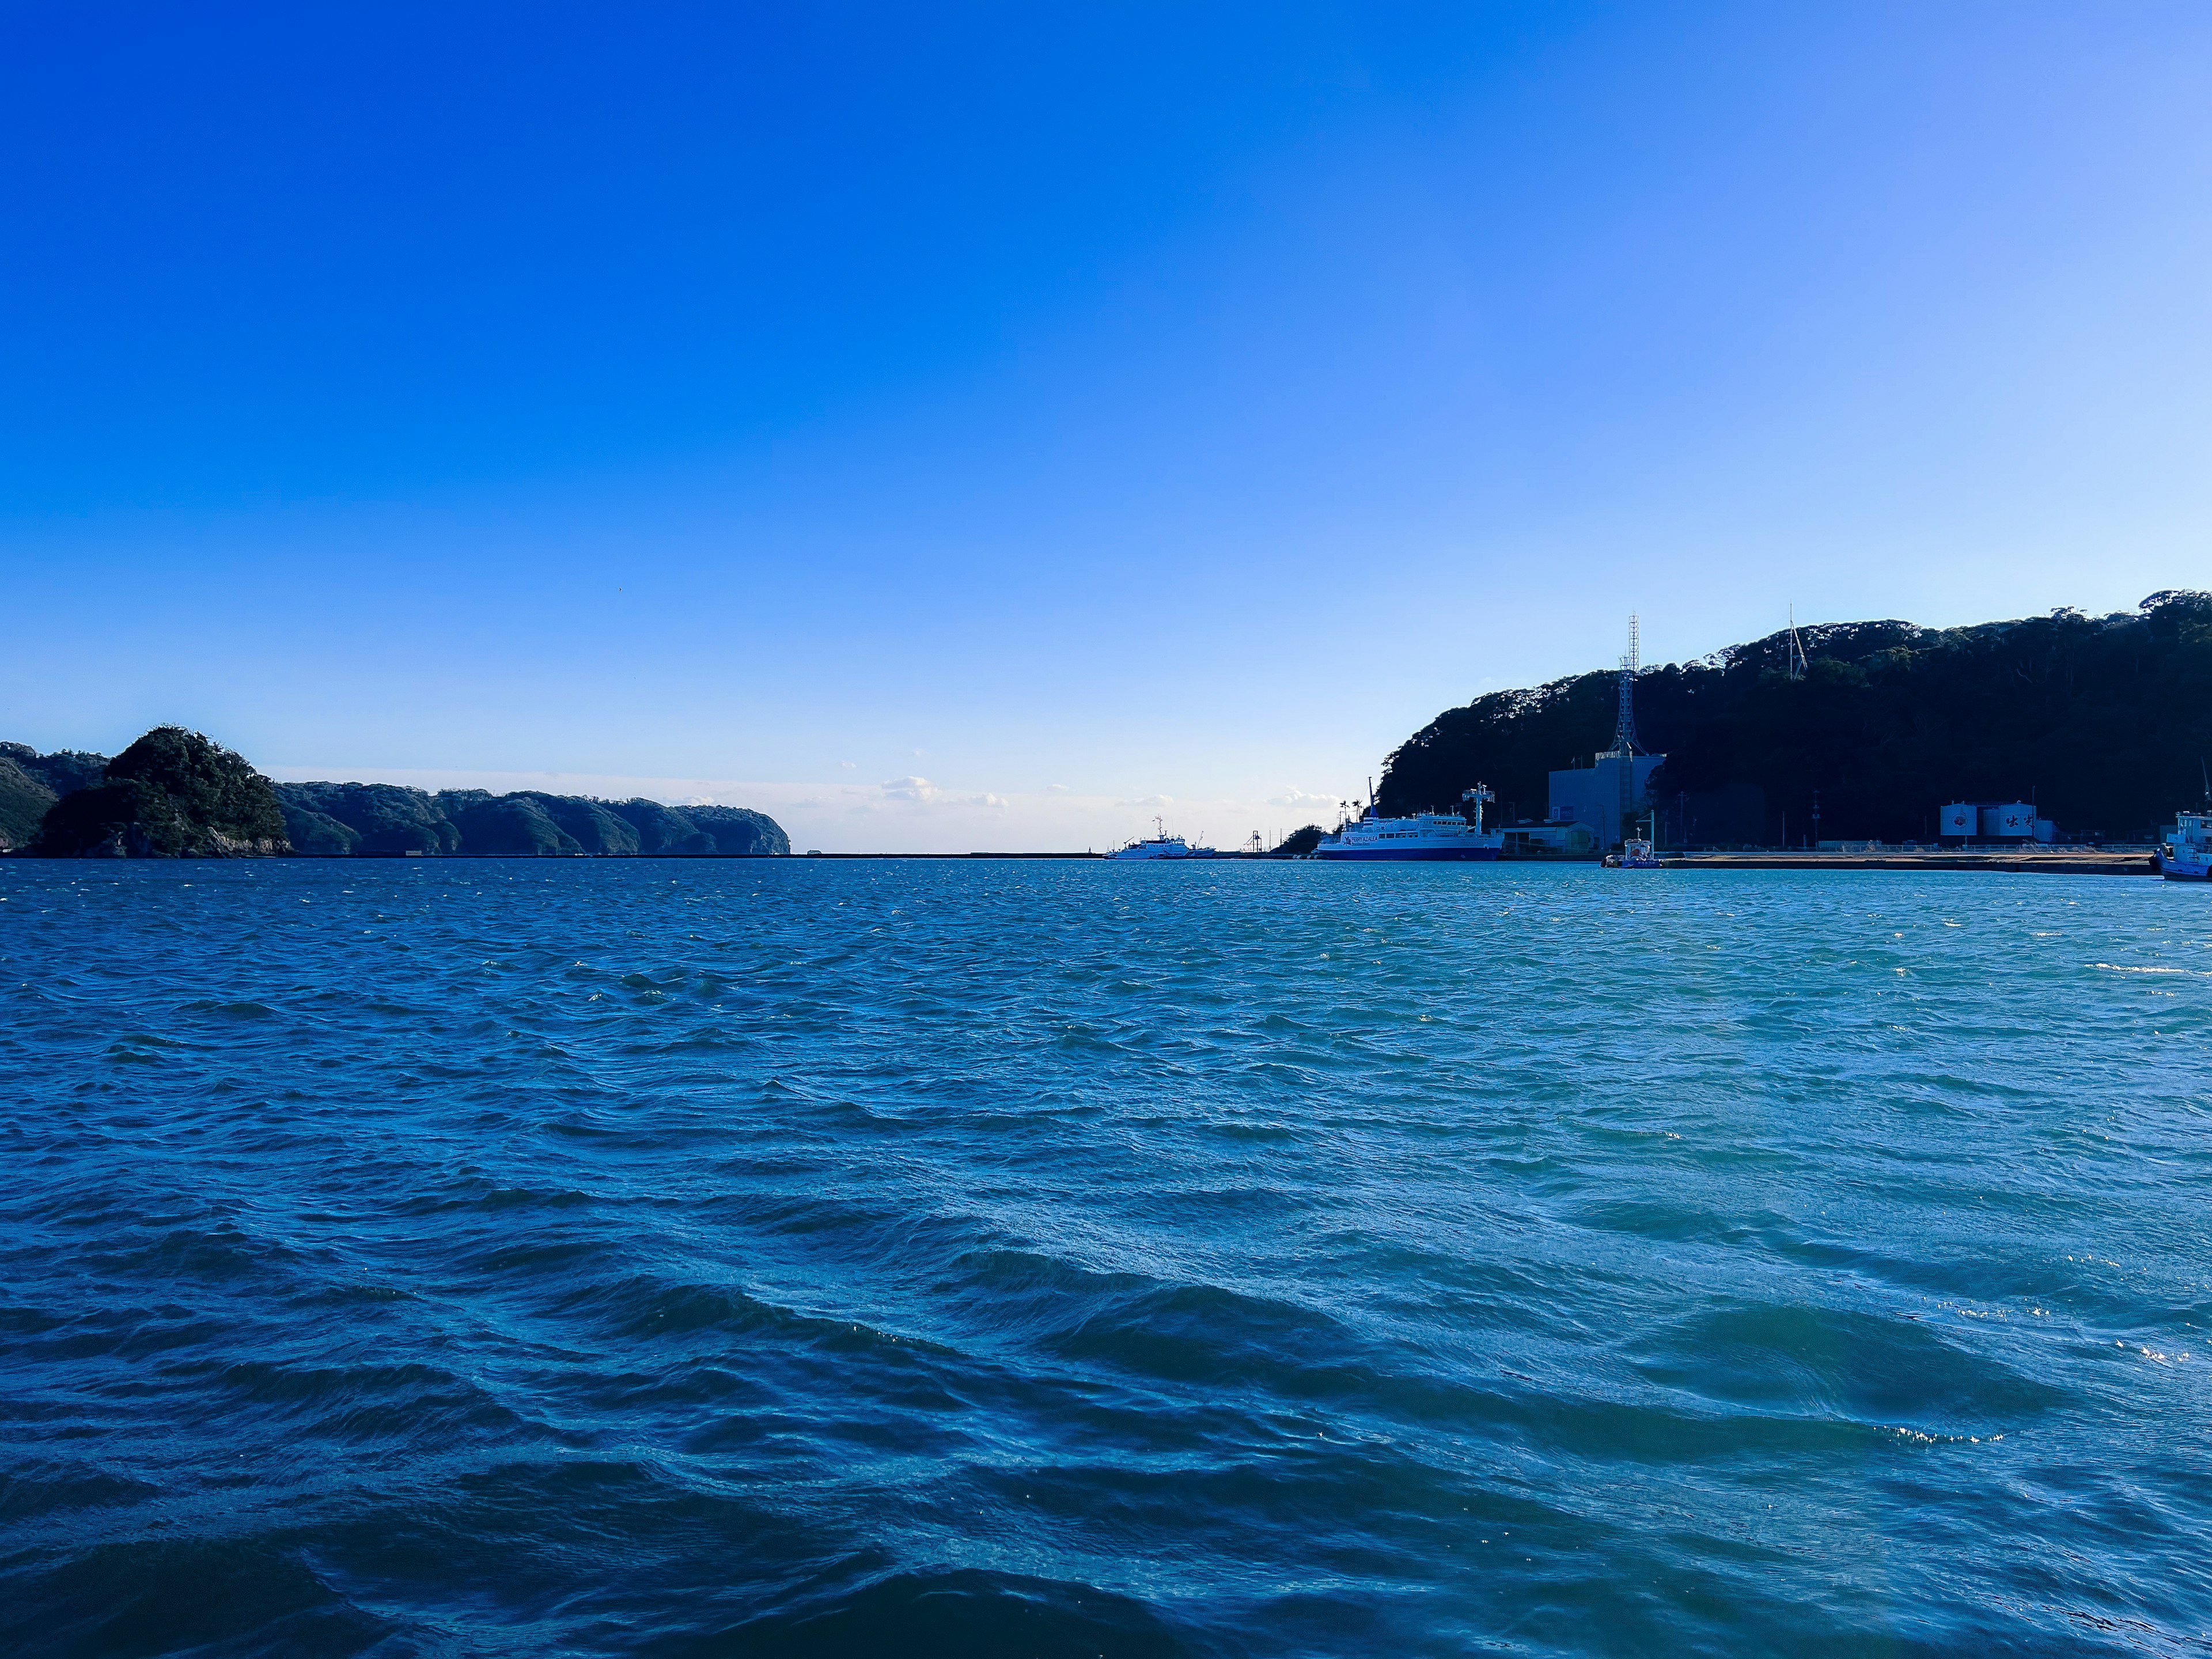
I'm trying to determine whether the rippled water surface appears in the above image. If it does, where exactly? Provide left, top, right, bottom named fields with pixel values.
left=3, top=859, right=2209, bottom=1657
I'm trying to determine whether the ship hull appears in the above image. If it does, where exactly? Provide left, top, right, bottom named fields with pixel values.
left=2159, top=853, right=2211, bottom=881
left=1314, top=846, right=1502, bottom=862
left=1317, top=804, right=1505, bottom=862
left=1108, top=836, right=1207, bottom=860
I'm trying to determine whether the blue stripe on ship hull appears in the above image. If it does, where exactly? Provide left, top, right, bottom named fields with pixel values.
left=1314, top=847, right=1502, bottom=861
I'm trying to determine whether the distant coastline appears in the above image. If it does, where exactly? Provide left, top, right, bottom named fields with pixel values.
left=0, top=729, right=788, bottom=858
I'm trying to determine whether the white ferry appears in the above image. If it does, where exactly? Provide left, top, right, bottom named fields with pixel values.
left=2158, top=812, right=2211, bottom=881
left=1316, top=786, right=1503, bottom=862
left=1108, top=820, right=1213, bottom=860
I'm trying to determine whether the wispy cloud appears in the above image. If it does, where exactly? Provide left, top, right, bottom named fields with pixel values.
left=880, top=776, right=937, bottom=801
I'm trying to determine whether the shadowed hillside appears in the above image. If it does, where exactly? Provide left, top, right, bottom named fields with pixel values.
left=32, top=728, right=290, bottom=857
left=5, top=736, right=790, bottom=857
left=1380, top=592, right=2212, bottom=844
left=276, top=782, right=787, bottom=857
left=0, top=743, right=108, bottom=851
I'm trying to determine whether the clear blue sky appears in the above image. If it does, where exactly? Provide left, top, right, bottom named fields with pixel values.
left=6, top=3, right=2209, bottom=849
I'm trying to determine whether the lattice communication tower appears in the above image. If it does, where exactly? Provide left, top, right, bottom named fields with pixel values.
left=1601, top=615, right=1642, bottom=759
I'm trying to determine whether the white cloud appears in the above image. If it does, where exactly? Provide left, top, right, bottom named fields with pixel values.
left=1267, top=787, right=1346, bottom=809
left=1046, top=783, right=1071, bottom=794
left=838, top=761, right=856, bottom=770
left=877, top=779, right=1006, bottom=809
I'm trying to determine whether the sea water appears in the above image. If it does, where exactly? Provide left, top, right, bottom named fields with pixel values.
left=2, top=859, right=2207, bottom=1657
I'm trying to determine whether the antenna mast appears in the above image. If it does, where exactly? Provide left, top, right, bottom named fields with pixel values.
left=1786, top=606, right=1809, bottom=681
left=1600, top=615, right=1642, bottom=759
left=1593, top=616, right=1647, bottom=846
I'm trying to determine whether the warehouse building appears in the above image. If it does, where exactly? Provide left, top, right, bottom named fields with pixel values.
left=1940, top=802, right=2057, bottom=843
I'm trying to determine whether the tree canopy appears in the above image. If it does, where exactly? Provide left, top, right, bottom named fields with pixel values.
left=32, top=727, right=290, bottom=857
left=1380, top=593, right=2212, bottom=844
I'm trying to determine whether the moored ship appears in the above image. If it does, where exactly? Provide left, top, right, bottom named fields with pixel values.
left=1604, top=814, right=1664, bottom=869
left=1316, top=786, right=1503, bottom=862
left=2158, top=812, right=2211, bottom=881
left=1108, top=819, right=1214, bottom=860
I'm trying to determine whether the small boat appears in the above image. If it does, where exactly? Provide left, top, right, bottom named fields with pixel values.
left=1604, top=815, right=1664, bottom=869
left=2158, top=811, right=2211, bottom=881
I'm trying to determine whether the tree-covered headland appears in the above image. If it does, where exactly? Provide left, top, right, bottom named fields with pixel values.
left=1380, top=592, right=2212, bottom=845
left=2, top=728, right=790, bottom=858
left=28, top=728, right=291, bottom=857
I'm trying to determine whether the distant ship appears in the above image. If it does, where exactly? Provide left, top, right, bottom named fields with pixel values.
left=1316, top=786, right=1503, bottom=862
left=1108, top=820, right=1215, bottom=860
left=2159, top=811, right=2211, bottom=881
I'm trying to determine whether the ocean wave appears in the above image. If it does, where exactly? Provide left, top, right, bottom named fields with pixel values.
left=2, top=858, right=2207, bottom=1655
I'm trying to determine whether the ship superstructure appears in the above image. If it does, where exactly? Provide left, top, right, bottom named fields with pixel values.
left=1108, top=819, right=1214, bottom=860
left=2159, top=812, right=2211, bottom=881
left=1316, top=786, right=1503, bottom=862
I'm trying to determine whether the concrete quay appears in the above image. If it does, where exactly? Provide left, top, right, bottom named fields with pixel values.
left=1660, top=851, right=2157, bottom=877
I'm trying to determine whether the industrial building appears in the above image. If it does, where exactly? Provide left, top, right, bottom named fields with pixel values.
left=1550, top=753, right=1666, bottom=851
left=1939, top=802, right=2057, bottom=843
left=1547, top=619, right=1664, bottom=850
left=1498, top=820, right=1601, bottom=857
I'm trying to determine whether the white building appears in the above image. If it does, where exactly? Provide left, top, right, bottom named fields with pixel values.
left=1940, top=802, right=2056, bottom=843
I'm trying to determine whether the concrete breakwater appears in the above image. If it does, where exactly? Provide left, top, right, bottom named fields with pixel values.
left=1661, top=850, right=2157, bottom=877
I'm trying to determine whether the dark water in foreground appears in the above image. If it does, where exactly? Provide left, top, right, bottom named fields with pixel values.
left=3, top=861, right=2209, bottom=1657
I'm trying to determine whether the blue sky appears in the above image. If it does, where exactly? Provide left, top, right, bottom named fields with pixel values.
left=6, top=3, right=2209, bottom=850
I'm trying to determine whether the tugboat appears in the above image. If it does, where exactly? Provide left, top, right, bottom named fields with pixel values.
left=1605, top=814, right=1664, bottom=869
left=2158, top=812, right=2211, bottom=881
left=1315, top=784, right=1504, bottom=862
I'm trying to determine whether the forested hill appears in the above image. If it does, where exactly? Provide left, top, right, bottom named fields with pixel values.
left=1380, top=591, right=2212, bottom=844
left=275, top=781, right=786, bottom=858
left=2, top=729, right=789, bottom=857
